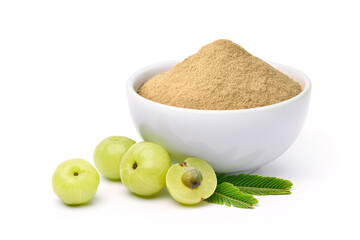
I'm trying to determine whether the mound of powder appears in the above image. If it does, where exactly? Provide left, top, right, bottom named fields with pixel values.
left=138, top=39, right=302, bottom=110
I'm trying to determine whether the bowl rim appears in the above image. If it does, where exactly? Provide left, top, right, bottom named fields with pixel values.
left=127, top=60, right=311, bottom=114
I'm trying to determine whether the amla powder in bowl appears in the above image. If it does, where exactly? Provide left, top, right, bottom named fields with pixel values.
left=138, top=39, right=302, bottom=110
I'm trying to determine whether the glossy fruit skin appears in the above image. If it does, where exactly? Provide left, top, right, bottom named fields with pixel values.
left=94, top=136, right=136, bottom=180
left=52, top=159, right=100, bottom=205
left=120, top=142, right=171, bottom=196
left=166, top=157, right=217, bottom=205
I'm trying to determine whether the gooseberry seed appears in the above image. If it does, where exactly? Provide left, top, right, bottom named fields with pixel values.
left=181, top=166, right=203, bottom=189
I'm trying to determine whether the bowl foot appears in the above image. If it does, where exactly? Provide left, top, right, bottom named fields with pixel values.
left=225, top=168, right=259, bottom=175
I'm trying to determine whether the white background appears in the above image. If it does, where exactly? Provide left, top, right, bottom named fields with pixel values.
left=1, top=0, right=359, bottom=239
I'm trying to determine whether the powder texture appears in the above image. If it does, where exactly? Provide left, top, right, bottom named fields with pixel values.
left=138, top=39, right=302, bottom=110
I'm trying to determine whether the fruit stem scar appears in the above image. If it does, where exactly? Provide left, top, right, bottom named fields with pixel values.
left=179, top=161, right=187, bottom=167
left=73, top=172, right=79, bottom=176
left=132, top=162, right=138, bottom=170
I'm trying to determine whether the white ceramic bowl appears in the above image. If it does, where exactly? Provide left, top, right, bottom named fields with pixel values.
left=127, top=60, right=311, bottom=173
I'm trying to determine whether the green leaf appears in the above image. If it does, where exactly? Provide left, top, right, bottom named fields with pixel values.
left=216, top=173, right=293, bottom=195
left=205, top=182, right=258, bottom=209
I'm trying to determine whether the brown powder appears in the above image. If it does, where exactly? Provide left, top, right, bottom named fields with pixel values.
left=138, top=39, right=302, bottom=110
